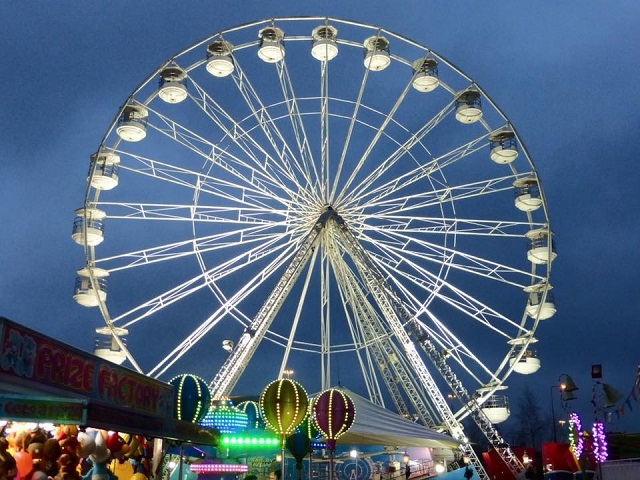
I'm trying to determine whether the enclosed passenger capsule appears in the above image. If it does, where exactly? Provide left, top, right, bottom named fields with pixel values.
left=72, top=207, right=106, bottom=246
left=363, top=36, right=391, bottom=71
left=525, top=282, right=556, bottom=320
left=411, top=57, right=439, bottom=92
left=508, top=338, right=542, bottom=375
left=89, top=150, right=120, bottom=191
left=73, top=267, right=108, bottom=307
left=206, top=40, right=235, bottom=77
left=158, top=66, right=188, bottom=104
left=489, top=129, right=519, bottom=164
left=455, top=90, right=483, bottom=124
left=526, top=228, right=557, bottom=265
left=481, top=395, right=510, bottom=424
left=116, top=104, right=148, bottom=142
left=258, top=27, right=285, bottom=63
left=311, top=25, right=338, bottom=61
left=514, top=177, right=542, bottom=212
left=94, top=326, right=128, bottom=365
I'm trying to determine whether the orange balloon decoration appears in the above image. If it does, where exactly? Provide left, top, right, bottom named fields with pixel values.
left=13, top=450, right=33, bottom=479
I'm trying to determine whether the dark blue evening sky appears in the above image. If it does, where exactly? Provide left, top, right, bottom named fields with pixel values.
left=1, top=1, right=639, bottom=436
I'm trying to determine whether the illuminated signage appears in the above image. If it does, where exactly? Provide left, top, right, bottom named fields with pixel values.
left=0, top=394, right=87, bottom=423
left=0, top=317, right=173, bottom=419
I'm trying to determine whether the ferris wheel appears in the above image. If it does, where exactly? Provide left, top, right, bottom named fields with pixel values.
left=72, top=16, right=556, bottom=462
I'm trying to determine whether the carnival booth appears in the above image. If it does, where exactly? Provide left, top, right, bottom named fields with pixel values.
left=0, top=316, right=218, bottom=480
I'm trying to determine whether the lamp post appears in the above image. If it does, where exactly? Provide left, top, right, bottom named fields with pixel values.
left=551, top=374, right=579, bottom=442
left=550, top=384, right=560, bottom=443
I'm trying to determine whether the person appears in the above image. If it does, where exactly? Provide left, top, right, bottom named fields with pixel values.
left=405, top=463, right=410, bottom=480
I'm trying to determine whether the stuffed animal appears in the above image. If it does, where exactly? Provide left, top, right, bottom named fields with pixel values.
left=25, top=427, right=48, bottom=473
left=56, top=452, right=81, bottom=480
left=77, top=432, right=96, bottom=460
left=42, top=437, right=63, bottom=477
left=0, top=437, right=18, bottom=480
left=105, top=433, right=129, bottom=464
left=82, top=431, right=117, bottom=480
left=55, top=426, right=79, bottom=444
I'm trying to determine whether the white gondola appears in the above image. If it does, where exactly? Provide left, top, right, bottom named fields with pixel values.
left=511, top=349, right=541, bottom=374
left=311, top=25, right=338, bottom=61
left=455, top=90, right=483, bottom=123
left=73, top=267, right=109, bottom=307
left=411, top=57, right=439, bottom=92
left=363, top=36, right=391, bottom=71
left=71, top=207, right=106, bottom=246
left=94, top=326, right=128, bottom=365
left=489, top=129, right=519, bottom=164
left=89, top=150, right=120, bottom=191
left=525, top=282, right=556, bottom=320
left=508, top=337, right=541, bottom=374
left=514, top=177, right=542, bottom=212
left=116, top=104, right=148, bottom=142
left=206, top=40, right=235, bottom=77
left=481, top=395, right=510, bottom=424
left=526, top=228, right=557, bottom=265
left=158, top=66, right=188, bottom=104
left=258, top=27, right=285, bottom=63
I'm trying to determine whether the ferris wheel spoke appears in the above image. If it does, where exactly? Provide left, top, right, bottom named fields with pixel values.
left=144, top=109, right=304, bottom=203
left=352, top=137, right=503, bottom=210
left=229, top=62, right=318, bottom=196
left=339, top=97, right=456, bottom=209
left=319, top=60, right=330, bottom=202
left=275, top=60, right=322, bottom=194
left=114, top=149, right=289, bottom=208
left=95, top=220, right=287, bottom=272
left=361, top=227, right=538, bottom=287
left=148, top=242, right=300, bottom=377
left=330, top=58, right=372, bottom=202
left=108, top=232, right=295, bottom=328
left=335, top=77, right=414, bottom=205
left=372, top=247, right=529, bottom=336
left=187, top=76, right=305, bottom=195
left=367, top=213, right=535, bottom=235
left=363, top=176, right=520, bottom=215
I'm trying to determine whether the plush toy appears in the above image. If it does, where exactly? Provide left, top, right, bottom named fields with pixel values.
left=25, top=427, right=48, bottom=473
left=82, top=431, right=117, bottom=480
left=105, top=433, right=129, bottom=464
left=55, top=426, right=79, bottom=444
left=77, top=432, right=96, bottom=460
left=56, top=452, right=81, bottom=480
left=0, top=437, right=18, bottom=480
left=42, top=437, right=63, bottom=477
left=124, top=436, right=150, bottom=477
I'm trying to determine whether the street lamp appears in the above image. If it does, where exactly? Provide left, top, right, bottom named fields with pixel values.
left=551, top=374, right=579, bottom=442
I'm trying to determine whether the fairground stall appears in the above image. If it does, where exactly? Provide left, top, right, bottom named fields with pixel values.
left=0, top=316, right=217, bottom=480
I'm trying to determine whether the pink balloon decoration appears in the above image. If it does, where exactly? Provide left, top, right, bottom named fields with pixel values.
left=310, top=388, right=355, bottom=451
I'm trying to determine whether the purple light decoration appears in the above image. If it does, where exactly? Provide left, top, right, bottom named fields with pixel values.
left=592, top=422, right=608, bottom=463
left=190, top=461, right=249, bottom=474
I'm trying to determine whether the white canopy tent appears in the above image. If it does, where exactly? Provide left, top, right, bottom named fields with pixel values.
left=317, top=388, right=460, bottom=449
